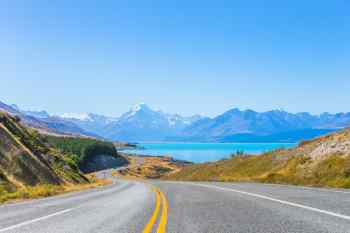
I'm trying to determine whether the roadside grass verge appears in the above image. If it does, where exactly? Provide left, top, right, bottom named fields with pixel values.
left=167, top=152, right=350, bottom=189
left=116, top=155, right=185, bottom=179
left=0, top=176, right=112, bottom=204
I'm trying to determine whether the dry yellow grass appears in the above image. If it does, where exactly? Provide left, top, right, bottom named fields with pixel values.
left=167, top=152, right=350, bottom=188
left=0, top=177, right=112, bottom=204
left=116, top=155, right=186, bottom=179
left=167, top=128, right=350, bottom=188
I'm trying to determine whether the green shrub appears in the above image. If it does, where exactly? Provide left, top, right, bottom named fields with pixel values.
left=46, top=136, right=118, bottom=170
left=80, top=142, right=117, bottom=163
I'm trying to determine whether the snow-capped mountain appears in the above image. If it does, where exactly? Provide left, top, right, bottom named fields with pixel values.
left=28, top=103, right=203, bottom=140
left=178, top=108, right=350, bottom=142
left=59, top=112, right=118, bottom=137
left=2, top=99, right=350, bottom=143
left=102, top=103, right=203, bottom=141
left=60, top=112, right=92, bottom=121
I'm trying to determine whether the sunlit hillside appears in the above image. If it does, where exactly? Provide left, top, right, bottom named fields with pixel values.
left=167, top=128, right=350, bottom=188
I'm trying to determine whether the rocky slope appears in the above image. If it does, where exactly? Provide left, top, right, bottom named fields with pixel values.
left=168, top=128, right=350, bottom=188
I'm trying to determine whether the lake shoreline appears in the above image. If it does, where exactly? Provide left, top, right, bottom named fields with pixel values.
left=121, top=142, right=297, bottom=163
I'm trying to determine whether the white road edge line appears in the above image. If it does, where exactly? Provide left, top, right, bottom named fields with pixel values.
left=193, top=183, right=350, bottom=221
left=259, top=183, right=350, bottom=194
left=0, top=208, right=74, bottom=232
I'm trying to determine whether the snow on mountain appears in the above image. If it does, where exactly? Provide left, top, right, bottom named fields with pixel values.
left=60, top=113, right=92, bottom=121
left=4, top=100, right=348, bottom=143
left=120, top=103, right=152, bottom=120
left=0, top=101, right=203, bottom=140
left=130, top=102, right=147, bottom=113
left=178, top=108, right=350, bottom=142
left=102, top=103, right=204, bottom=141
left=54, top=113, right=117, bottom=137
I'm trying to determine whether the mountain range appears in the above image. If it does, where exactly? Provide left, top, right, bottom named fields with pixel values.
left=55, top=103, right=203, bottom=142
left=176, top=109, right=350, bottom=142
left=1, top=100, right=349, bottom=142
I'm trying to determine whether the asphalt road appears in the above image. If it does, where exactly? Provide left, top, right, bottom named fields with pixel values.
left=1, top=174, right=350, bottom=233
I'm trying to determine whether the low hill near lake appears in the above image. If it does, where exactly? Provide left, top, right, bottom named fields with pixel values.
left=167, top=128, right=350, bottom=188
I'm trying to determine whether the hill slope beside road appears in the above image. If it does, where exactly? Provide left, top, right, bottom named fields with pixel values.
left=0, top=112, right=117, bottom=203
left=0, top=112, right=88, bottom=188
left=168, top=128, right=350, bottom=188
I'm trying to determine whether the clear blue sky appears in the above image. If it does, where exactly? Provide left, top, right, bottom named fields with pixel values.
left=1, top=1, right=349, bottom=117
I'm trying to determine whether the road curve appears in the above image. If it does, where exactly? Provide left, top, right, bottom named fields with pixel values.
left=154, top=181, right=350, bottom=233
left=1, top=175, right=350, bottom=233
left=0, top=179, right=153, bottom=233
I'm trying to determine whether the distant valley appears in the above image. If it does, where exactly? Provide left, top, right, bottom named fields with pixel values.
left=1, top=101, right=349, bottom=143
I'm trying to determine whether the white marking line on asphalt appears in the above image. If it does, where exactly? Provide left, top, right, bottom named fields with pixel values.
left=259, top=183, right=350, bottom=194
left=0, top=208, right=74, bottom=232
left=194, top=183, right=350, bottom=221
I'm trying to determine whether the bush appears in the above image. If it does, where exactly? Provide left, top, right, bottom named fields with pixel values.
left=46, top=136, right=118, bottom=170
left=231, top=149, right=245, bottom=158
left=80, top=142, right=117, bottom=164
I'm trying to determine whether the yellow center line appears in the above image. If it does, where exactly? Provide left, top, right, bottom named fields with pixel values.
left=142, top=185, right=169, bottom=233
left=142, top=188, right=161, bottom=233
left=156, top=190, right=168, bottom=233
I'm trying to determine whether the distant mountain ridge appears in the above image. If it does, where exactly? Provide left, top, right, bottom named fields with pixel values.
left=0, top=101, right=204, bottom=141
left=178, top=109, right=350, bottom=142
left=0, top=101, right=97, bottom=137
left=1, top=100, right=350, bottom=142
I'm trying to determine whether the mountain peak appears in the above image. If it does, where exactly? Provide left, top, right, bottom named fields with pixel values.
left=131, top=103, right=150, bottom=112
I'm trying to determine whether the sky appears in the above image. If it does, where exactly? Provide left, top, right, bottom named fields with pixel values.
left=1, top=1, right=349, bottom=117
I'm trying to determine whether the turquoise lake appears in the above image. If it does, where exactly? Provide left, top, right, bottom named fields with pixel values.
left=122, top=143, right=297, bottom=163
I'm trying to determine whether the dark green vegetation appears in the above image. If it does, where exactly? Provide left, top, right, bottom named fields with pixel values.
left=168, top=128, right=350, bottom=188
left=45, top=136, right=127, bottom=173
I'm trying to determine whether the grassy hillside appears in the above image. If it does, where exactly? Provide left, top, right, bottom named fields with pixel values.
left=167, top=128, right=350, bottom=188
left=0, top=112, right=107, bottom=203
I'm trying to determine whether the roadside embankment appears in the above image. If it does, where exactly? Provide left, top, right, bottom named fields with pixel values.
left=166, top=128, right=350, bottom=188
left=0, top=112, right=116, bottom=204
